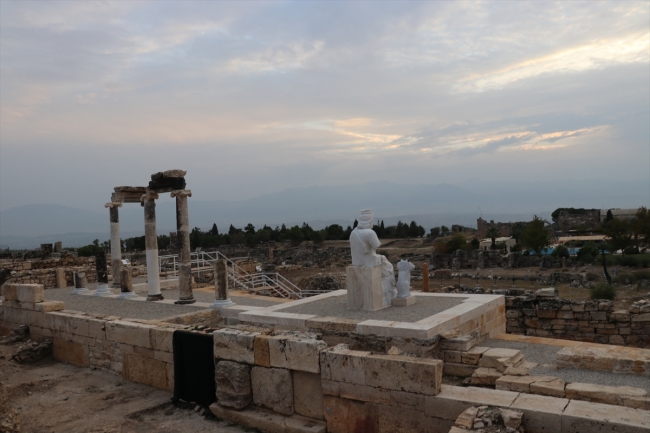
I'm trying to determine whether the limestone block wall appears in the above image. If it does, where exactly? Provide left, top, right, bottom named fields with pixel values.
left=506, top=296, right=650, bottom=348
left=0, top=257, right=97, bottom=289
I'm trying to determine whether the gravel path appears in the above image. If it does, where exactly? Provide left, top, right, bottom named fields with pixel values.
left=280, top=295, right=467, bottom=322
left=158, top=288, right=282, bottom=307
left=481, top=339, right=650, bottom=392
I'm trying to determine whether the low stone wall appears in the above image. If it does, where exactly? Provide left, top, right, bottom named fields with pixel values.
left=506, top=295, right=650, bottom=348
left=0, top=257, right=97, bottom=289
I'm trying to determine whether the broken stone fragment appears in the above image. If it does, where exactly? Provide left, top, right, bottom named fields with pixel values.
left=215, top=361, right=252, bottom=410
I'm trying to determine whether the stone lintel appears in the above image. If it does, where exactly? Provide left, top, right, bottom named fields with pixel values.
left=148, top=177, right=186, bottom=193
left=151, top=169, right=187, bottom=180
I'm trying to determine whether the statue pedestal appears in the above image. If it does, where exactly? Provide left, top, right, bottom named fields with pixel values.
left=346, top=266, right=388, bottom=311
left=392, top=294, right=416, bottom=307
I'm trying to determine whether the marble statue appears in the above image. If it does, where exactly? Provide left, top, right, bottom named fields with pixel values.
left=396, top=260, right=415, bottom=298
left=349, top=209, right=395, bottom=306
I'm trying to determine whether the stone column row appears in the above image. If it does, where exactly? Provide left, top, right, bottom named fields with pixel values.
left=172, top=189, right=195, bottom=304
left=143, top=191, right=163, bottom=301
left=105, top=202, right=123, bottom=288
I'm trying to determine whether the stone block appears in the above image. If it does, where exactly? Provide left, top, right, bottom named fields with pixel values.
left=268, top=334, right=327, bottom=373
left=339, top=382, right=391, bottom=405
left=565, top=382, right=647, bottom=406
left=346, top=265, right=386, bottom=311
left=15, top=284, right=44, bottom=303
left=34, top=301, right=65, bottom=313
left=3, top=284, right=17, bottom=300
left=561, top=399, right=650, bottom=433
left=253, top=335, right=271, bottom=367
left=124, top=353, right=168, bottom=390
left=251, top=367, right=293, bottom=415
left=424, top=385, right=519, bottom=421
left=87, top=318, right=107, bottom=340
left=53, top=338, right=89, bottom=367
left=530, top=376, right=566, bottom=398
left=215, top=361, right=252, bottom=409
left=443, top=362, right=477, bottom=377
left=363, top=353, right=443, bottom=395
left=377, top=404, right=433, bottom=433
left=105, top=320, right=153, bottom=348
left=150, top=327, right=174, bottom=352
left=461, top=346, right=489, bottom=365
left=213, top=327, right=260, bottom=364
left=444, top=350, right=462, bottom=363
left=321, top=380, right=340, bottom=396
left=293, top=371, right=324, bottom=420
left=469, top=367, right=502, bottom=386
left=440, top=334, right=478, bottom=351
left=320, top=344, right=369, bottom=385
left=209, top=404, right=326, bottom=433
left=322, top=396, right=377, bottom=433
left=391, top=295, right=416, bottom=307
left=478, top=347, right=523, bottom=372
left=55, top=268, right=66, bottom=288
left=496, top=375, right=537, bottom=393
left=305, top=316, right=359, bottom=333
left=19, top=302, right=36, bottom=310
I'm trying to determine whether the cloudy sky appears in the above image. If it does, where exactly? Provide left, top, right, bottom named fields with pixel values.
left=1, top=1, right=648, bottom=212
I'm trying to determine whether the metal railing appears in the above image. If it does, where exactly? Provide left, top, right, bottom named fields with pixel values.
left=158, top=250, right=325, bottom=299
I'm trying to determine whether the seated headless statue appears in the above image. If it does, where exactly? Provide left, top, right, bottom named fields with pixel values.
left=350, top=210, right=395, bottom=303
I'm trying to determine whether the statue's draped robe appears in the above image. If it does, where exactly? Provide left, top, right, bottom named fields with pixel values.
left=350, top=228, right=395, bottom=304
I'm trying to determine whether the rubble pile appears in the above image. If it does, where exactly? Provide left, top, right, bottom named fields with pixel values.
left=450, top=406, right=525, bottom=433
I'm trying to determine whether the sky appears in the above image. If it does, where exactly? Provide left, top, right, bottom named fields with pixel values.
left=1, top=1, right=649, bottom=213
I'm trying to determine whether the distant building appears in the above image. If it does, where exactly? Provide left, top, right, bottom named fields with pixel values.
left=479, top=236, right=516, bottom=253
left=477, top=218, right=519, bottom=239
left=600, top=209, right=639, bottom=221
left=451, top=224, right=476, bottom=234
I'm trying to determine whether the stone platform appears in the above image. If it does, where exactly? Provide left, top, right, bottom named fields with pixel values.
left=238, top=290, right=505, bottom=340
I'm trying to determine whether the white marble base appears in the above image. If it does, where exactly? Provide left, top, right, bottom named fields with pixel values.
left=211, top=299, right=236, bottom=309
left=92, top=284, right=113, bottom=297
left=71, top=287, right=90, bottom=295
left=346, top=266, right=387, bottom=311
left=392, top=294, right=416, bottom=307
left=117, top=290, right=138, bottom=299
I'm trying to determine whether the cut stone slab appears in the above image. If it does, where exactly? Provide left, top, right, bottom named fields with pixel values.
left=215, top=361, right=252, bottom=410
left=362, top=353, right=443, bottom=395
left=454, top=406, right=478, bottom=429
left=209, top=403, right=326, bottom=433
left=496, top=375, right=537, bottom=393
left=511, top=393, right=569, bottom=433
left=268, top=334, right=327, bottom=373
left=293, top=371, right=324, bottom=420
left=34, top=301, right=65, bottom=313
left=424, top=385, right=519, bottom=421
left=251, top=367, right=293, bottom=415
left=443, top=362, right=478, bottom=378
left=565, top=382, right=647, bottom=406
left=461, top=346, right=489, bottom=365
left=562, top=399, right=650, bottom=433
left=213, top=327, right=263, bottom=364
left=478, top=347, right=523, bottom=372
left=470, top=367, right=503, bottom=386
left=391, top=295, right=416, bottom=307
left=530, top=376, right=566, bottom=398
left=320, top=344, right=369, bottom=385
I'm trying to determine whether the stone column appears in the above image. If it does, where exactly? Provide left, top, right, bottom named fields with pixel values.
left=143, top=191, right=163, bottom=301
left=105, top=202, right=123, bottom=288
left=117, top=266, right=137, bottom=298
left=422, top=262, right=429, bottom=292
left=71, top=271, right=89, bottom=295
left=93, top=251, right=113, bottom=296
left=171, top=189, right=195, bottom=304
left=211, top=259, right=235, bottom=308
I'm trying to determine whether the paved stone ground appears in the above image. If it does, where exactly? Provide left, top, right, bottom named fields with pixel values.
left=482, top=338, right=650, bottom=392
left=280, top=294, right=467, bottom=322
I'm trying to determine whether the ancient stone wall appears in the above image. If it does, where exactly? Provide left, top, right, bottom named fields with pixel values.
left=555, top=209, right=600, bottom=231
left=0, top=257, right=97, bottom=289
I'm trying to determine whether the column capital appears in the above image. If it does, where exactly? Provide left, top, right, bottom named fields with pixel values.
left=104, top=202, right=123, bottom=209
left=141, top=191, right=159, bottom=202
left=170, top=189, right=192, bottom=198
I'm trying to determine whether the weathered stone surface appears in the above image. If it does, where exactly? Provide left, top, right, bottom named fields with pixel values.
left=209, top=403, right=326, bottom=433
left=460, top=346, right=489, bottom=365
left=363, top=353, right=443, bottom=395
left=455, top=406, right=477, bottom=429
left=293, top=371, right=324, bottom=420
left=268, top=334, right=327, bottom=373
left=3, top=284, right=17, bottom=300
left=496, top=375, right=537, bottom=393
left=346, top=265, right=385, bottom=311
left=251, top=367, right=293, bottom=415
left=443, top=362, right=478, bottom=377
left=322, top=396, right=377, bottom=433
left=124, top=353, right=168, bottom=390
left=478, top=347, right=522, bottom=370
left=511, top=393, right=568, bottom=433
left=150, top=327, right=173, bottom=353
left=424, top=385, right=519, bottom=421
left=213, top=327, right=260, bottom=364
left=377, top=404, right=434, bottom=433
left=530, top=376, right=566, bottom=398
left=253, top=335, right=271, bottom=367
left=52, top=338, right=89, bottom=367
left=215, top=361, right=252, bottom=409
left=562, top=399, right=650, bottom=433
left=34, top=301, right=65, bottom=313
left=500, top=408, right=523, bottom=429
left=105, top=320, right=153, bottom=348
left=565, top=382, right=647, bottom=406
left=321, top=380, right=340, bottom=396
left=15, top=284, right=44, bottom=303
left=469, top=367, right=502, bottom=386
left=320, top=344, right=369, bottom=385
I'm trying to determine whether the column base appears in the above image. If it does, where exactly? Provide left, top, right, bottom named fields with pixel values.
left=210, top=299, right=235, bottom=309
left=117, top=291, right=138, bottom=299
left=92, top=284, right=114, bottom=297
left=175, top=296, right=196, bottom=305
left=112, top=282, right=122, bottom=288
left=146, top=294, right=164, bottom=302
left=392, top=294, right=416, bottom=307
left=71, top=288, right=90, bottom=295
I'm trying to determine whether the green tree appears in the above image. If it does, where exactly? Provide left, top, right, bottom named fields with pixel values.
left=209, top=223, right=219, bottom=236
left=603, top=218, right=631, bottom=254
left=446, top=232, right=468, bottom=254
left=441, top=225, right=449, bottom=234
left=551, top=245, right=570, bottom=259
left=631, top=207, right=650, bottom=248
left=428, top=227, right=441, bottom=239
left=510, top=222, right=526, bottom=244
left=522, top=216, right=551, bottom=256
left=486, top=226, right=500, bottom=250
left=470, top=238, right=480, bottom=249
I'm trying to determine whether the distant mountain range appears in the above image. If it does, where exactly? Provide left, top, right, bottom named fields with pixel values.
left=1, top=178, right=646, bottom=249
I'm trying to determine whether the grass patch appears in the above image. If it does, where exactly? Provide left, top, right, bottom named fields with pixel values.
left=589, top=283, right=616, bottom=300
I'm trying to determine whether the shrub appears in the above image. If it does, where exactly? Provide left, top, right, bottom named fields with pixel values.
left=589, top=283, right=616, bottom=300
left=552, top=245, right=570, bottom=259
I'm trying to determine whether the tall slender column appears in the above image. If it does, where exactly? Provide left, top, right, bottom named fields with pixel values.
left=142, top=191, right=163, bottom=301
left=171, top=189, right=195, bottom=304
left=93, top=251, right=113, bottom=296
left=105, top=202, right=123, bottom=288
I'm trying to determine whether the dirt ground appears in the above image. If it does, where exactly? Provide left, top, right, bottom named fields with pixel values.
left=0, top=344, right=249, bottom=433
